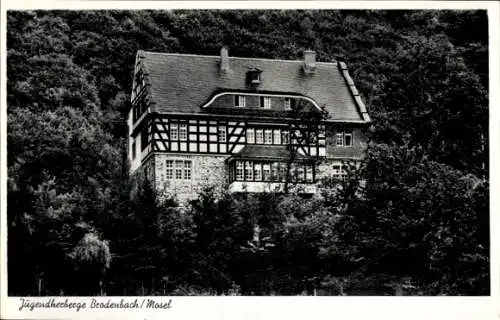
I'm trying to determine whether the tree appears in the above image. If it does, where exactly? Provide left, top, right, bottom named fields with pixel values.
left=321, top=143, right=490, bottom=295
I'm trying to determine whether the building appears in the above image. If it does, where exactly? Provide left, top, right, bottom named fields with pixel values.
left=128, top=48, right=371, bottom=202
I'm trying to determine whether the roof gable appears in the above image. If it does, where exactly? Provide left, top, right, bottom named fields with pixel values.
left=137, top=50, right=369, bottom=122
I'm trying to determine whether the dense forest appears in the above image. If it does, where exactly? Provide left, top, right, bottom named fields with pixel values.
left=7, top=10, right=489, bottom=296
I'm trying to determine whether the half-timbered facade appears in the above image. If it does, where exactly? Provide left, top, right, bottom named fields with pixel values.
left=128, top=48, right=371, bottom=202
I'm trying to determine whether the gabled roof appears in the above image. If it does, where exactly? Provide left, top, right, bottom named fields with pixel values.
left=137, top=50, right=370, bottom=122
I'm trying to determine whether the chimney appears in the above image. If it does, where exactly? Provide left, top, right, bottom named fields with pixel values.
left=303, top=49, right=316, bottom=74
left=220, top=47, right=230, bottom=72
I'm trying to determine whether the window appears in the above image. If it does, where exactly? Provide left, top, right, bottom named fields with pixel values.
left=184, top=161, right=192, bottom=180
left=135, top=71, right=144, bottom=90
left=344, top=133, right=353, bottom=147
left=271, top=163, right=279, bottom=181
left=170, top=123, right=178, bottom=140
left=332, top=165, right=341, bottom=180
left=256, top=129, right=264, bottom=144
left=281, top=130, right=290, bottom=144
left=263, top=97, right=271, bottom=109
left=289, top=163, right=297, bottom=182
left=133, top=98, right=148, bottom=122
left=175, top=160, right=183, bottom=179
left=132, top=142, right=136, bottom=159
left=165, top=160, right=191, bottom=180
left=247, top=128, right=255, bottom=144
left=336, top=132, right=353, bottom=147
left=218, top=126, right=227, bottom=143
left=179, top=124, right=187, bottom=141
left=235, top=95, right=246, bottom=107
left=254, top=163, right=262, bottom=180
left=336, top=132, right=344, bottom=147
left=284, top=98, right=291, bottom=110
left=263, top=163, right=271, bottom=181
left=236, top=161, right=244, bottom=180
left=231, top=161, right=314, bottom=183
left=273, top=130, right=281, bottom=145
left=279, top=163, right=287, bottom=182
left=139, top=99, right=146, bottom=116
left=332, top=164, right=347, bottom=181
left=245, top=161, right=254, bottom=180
left=132, top=72, right=146, bottom=115
left=306, top=165, right=314, bottom=182
left=264, top=129, right=273, bottom=144
left=165, top=160, right=173, bottom=179
left=297, top=166, right=305, bottom=183
left=250, top=71, right=261, bottom=84
left=308, top=131, right=318, bottom=144
left=141, top=127, right=148, bottom=151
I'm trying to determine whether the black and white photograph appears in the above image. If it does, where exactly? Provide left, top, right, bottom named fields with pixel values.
left=1, top=2, right=498, bottom=319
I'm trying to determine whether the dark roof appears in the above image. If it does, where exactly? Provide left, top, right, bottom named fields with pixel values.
left=229, top=145, right=308, bottom=161
left=326, top=145, right=365, bottom=159
left=137, top=51, right=370, bottom=122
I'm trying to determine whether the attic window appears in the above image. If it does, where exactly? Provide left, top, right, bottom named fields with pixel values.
left=235, top=95, right=246, bottom=107
left=284, top=98, right=291, bottom=110
left=247, top=68, right=262, bottom=84
left=251, top=72, right=260, bottom=83
left=263, top=97, right=271, bottom=109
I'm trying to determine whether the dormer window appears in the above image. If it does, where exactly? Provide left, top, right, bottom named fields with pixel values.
left=263, top=97, right=271, bottom=109
left=234, top=95, right=246, bottom=107
left=247, top=68, right=262, bottom=85
left=251, top=72, right=261, bottom=84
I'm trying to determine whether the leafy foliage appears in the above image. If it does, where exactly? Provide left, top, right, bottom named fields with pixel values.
left=7, top=10, right=488, bottom=295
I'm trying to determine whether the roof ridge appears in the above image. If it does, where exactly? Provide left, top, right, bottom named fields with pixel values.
left=139, top=50, right=337, bottom=65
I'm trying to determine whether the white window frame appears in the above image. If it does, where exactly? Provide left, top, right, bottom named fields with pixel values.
left=245, top=161, right=254, bottom=181
left=251, top=72, right=260, bottom=83
left=184, top=161, right=192, bottom=180
left=336, top=132, right=353, bottom=147
left=344, top=132, right=353, bottom=147
left=263, top=97, right=271, bottom=109
left=170, top=123, right=179, bottom=141
left=179, top=123, right=187, bottom=141
left=235, top=95, right=246, bottom=108
left=247, top=128, right=255, bottom=144
left=297, top=166, right=305, bottom=183
left=306, top=165, right=313, bottom=183
left=290, top=163, right=297, bottom=182
left=256, top=129, right=264, bottom=144
left=262, top=163, right=271, bottom=181
left=264, top=129, right=273, bottom=145
left=282, top=130, right=290, bottom=144
left=165, top=160, right=174, bottom=179
left=332, top=163, right=347, bottom=181
left=336, top=132, right=344, bottom=147
left=284, top=98, right=291, bottom=110
left=273, top=129, right=281, bottom=145
left=254, top=163, right=262, bottom=181
left=218, top=125, right=227, bottom=143
left=271, top=162, right=279, bottom=181
left=279, top=163, right=287, bottom=182
left=175, top=160, right=183, bottom=179
left=236, top=161, right=244, bottom=180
